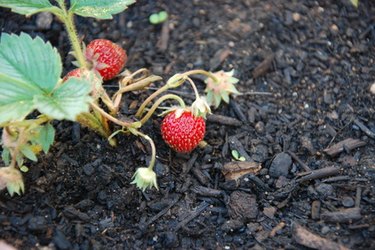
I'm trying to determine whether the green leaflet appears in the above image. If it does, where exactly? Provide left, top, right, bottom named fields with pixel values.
left=0, top=33, right=92, bottom=123
left=70, top=0, right=136, bottom=19
left=20, top=145, right=37, bottom=162
left=35, top=77, right=92, bottom=121
left=0, top=0, right=60, bottom=16
left=37, top=123, right=55, bottom=153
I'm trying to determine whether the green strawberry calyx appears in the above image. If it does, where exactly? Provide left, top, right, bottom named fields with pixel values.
left=205, top=70, right=240, bottom=108
left=131, top=167, right=158, bottom=192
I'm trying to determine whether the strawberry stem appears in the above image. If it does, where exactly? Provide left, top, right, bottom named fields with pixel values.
left=57, top=1, right=87, bottom=69
left=182, top=69, right=219, bottom=82
left=140, top=94, right=185, bottom=125
left=185, top=77, right=201, bottom=100
left=90, top=103, right=132, bottom=128
left=135, top=84, right=170, bottom=118
left=138, top=132, right=156, bottom=171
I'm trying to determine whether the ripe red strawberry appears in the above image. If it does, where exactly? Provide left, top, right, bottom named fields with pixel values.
left=85, top=39, right=127, bottom=81
left=161, top=110, right=206, bottom=153
left=62, top=68, right=82, bottom=82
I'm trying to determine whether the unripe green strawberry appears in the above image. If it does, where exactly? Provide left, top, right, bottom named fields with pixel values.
left=85, top=39, right=127, bottom=81
left=161, top=110, right=206, bottom=153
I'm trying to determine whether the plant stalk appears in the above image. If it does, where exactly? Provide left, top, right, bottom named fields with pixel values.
left=135, top=84, right=170, bottom=118
left=57, top=1, right=87, bottom=68
left=140, top=94, right=185, bottom=124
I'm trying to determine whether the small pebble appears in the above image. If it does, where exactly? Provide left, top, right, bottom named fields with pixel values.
left=370, top=83, right=375, bottom=94
left=315, top=183, right=334, bottom=198
left=321, top=226, right=330, bottom=234
left=292, top=13, right=301, bottom=22
left=269, top=152, right=292, bottom=178
left=255, top=121, right=265, bottom=133
left=330, top=24, right=339, bottom=33
left=342, top=196, right=355, bottom=208
left=83, top=164, right=95, bottom=176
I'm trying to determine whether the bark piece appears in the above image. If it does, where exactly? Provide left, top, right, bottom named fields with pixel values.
left=207, top=114, right=242, bottom=127
left=354, top=119, right=375, bottom=139
left=324, top=138, right=366, bottom=156
left=311, top=200, right=321, bottom=220
left=222, top=161, right=262, bottom=181
left=157, top=20, right=170, bottom=52
left=298, top=166, right=340, bottom=182
left=321, top=207, right=361, bottom=223
left=252, top=53, right=275, bottom=78
left=292, top=223, right=349, bottom=250
left=269, top=152, right=292, bottom=178
left=209, top=48, right=231, bottom=71
left=228, top=191, right=258, bottom=222
left=191, top=185, right=223, bottom=198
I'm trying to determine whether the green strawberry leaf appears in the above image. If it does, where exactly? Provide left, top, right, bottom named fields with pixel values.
left=0, top=33, right=92, bottom=123
left=20, top=145, right=38, bottom=162
left=37, top=123, right=55, bottom=153
left=70, top=0, right=136, bottom=19
left=35, top=77, right=92, bottom=121
left=0, top=0, right=60, bottom=16
left=0, top=33, right=61, bottom=93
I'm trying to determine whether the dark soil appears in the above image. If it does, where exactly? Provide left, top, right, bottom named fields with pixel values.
left=1, top=0, right=375, bottom=249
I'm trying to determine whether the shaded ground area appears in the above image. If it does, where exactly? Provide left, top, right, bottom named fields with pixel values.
left=1, top=0, right=375, bottom=249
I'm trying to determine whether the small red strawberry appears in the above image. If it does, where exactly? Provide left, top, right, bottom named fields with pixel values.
left=85, top=39, right=127, bottom=81
left=62, top=68, right=82, bottom=82
left=161, top=110, right=206, bottom=153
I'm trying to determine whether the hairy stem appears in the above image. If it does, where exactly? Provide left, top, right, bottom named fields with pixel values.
left=131, top=130, right=156, bottom=170
left=186, top=77, right=201, bottom=100
left=58, top=1, right=87, bottom=68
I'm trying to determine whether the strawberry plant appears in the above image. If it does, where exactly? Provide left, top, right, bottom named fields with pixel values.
left=0, top=0, right=240, bottom=195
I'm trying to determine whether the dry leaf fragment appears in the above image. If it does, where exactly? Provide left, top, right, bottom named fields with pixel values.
left=222, top=161, right=262, bottom=181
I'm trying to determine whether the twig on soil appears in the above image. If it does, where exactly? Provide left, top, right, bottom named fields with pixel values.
left=191, top=185, right=223, bottom=198
left=174, top=202, right=210, bottom=231
left=323, top=138, right=366, bottom=157
left=292, top=223, right=350, bottom=250
left=355, top=186, right=362, bottom=208
left=322, top=175, right=350, bottom=183
left=182, top=153, right=199, bottom=175
left=353, top=118, right=375, bottom=139
left=321, top=207, right=362, bottom=223
left=246, top=174, right=271, bottom=192
left=157, top=20, right=170, bottom=52
left=297, top=166, right=340, bottom=182
left=207, top=114, right=243, bottom=127
left=240, top=91, right=273, bottom=96
left=139, top=194, right=180, bottom=231
left=229, top=100, right=247, bottom=122
left=311, top=200, right=321, bottom=220
left=287, top=151, right=311, bottom=171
